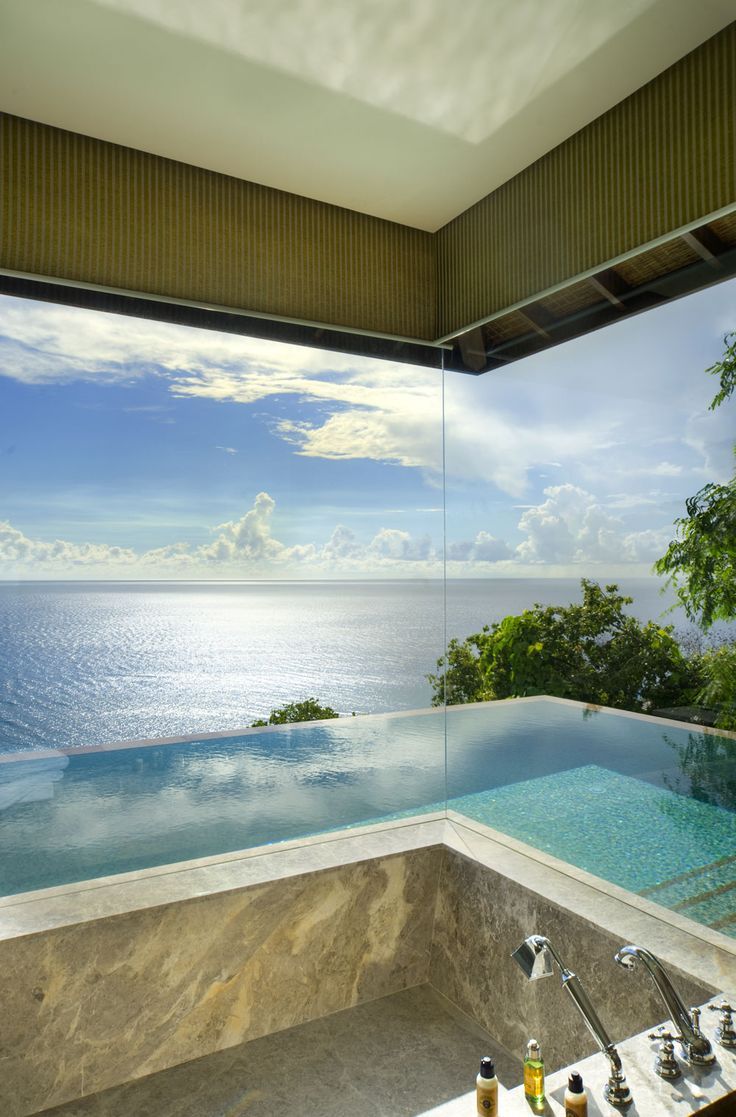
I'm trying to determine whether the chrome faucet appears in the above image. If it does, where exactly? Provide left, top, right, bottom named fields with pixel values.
left=614, top=945, right=715, bottom=1067
left=512, top=934, right=632, bottom=1108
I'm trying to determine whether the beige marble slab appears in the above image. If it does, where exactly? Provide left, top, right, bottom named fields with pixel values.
left=0, top=816, right=447, bottom=939
left=430, top=846, right=714, bottom=1071
left=0, top=848, right=440, bottom=1117
left=444, top=816, right=736, bottom=999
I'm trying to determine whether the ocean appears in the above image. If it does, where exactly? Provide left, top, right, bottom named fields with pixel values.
left=0, top=577, right=718, bottom=753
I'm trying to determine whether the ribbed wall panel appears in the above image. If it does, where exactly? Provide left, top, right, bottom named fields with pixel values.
left=1, top=25, right=734, bottom=346
left=0, top=114, right=437, bottom=341
left=436, top=23, right=736, bottom=338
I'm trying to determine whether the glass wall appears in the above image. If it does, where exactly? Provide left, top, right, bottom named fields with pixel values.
left=442, top=277, right=736, bottom=938
left=0, top=294, right=446, bottom=893
left=1, top=277, right=735, bottom=927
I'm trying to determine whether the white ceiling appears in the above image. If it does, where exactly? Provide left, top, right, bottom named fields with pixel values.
left=1, top=0, right=734, bottom=231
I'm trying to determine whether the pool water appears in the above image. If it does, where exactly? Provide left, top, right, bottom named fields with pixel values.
left=448, top=766, right=736, bottom=938
left=1, top=698, right=734, bottom=938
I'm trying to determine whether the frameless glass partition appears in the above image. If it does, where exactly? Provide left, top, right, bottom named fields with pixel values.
left=0, top=294, right=447, bottom=894
left=442, top=278, right=736, bottom=940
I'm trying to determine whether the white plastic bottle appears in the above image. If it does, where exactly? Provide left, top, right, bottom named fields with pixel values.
left=564, top=1070, right=588, bottom=1116
left=476, top=1055, right=498, bottom=1115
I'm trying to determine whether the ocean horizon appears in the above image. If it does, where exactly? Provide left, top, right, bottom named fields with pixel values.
left=0, top=576, right=725, bottom=754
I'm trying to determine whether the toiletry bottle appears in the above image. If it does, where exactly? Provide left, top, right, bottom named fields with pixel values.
left=523, top=1039, right=545, bottom=1104
left=476, top=1055, right=498, bottom=1115
left=564, top=1070, right=588, bottom=1116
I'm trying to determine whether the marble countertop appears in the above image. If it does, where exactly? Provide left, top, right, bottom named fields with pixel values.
left=429, top=995, right=736, bottom=1116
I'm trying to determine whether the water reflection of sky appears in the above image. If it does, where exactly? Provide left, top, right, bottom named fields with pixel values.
left=0, top=699, right=734, bottom=897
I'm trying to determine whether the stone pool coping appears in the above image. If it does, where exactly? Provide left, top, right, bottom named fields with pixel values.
left=1, top=808, right=735, bottom=1002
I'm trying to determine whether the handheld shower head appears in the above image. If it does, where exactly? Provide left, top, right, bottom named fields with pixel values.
left=511, top=934, right=555, bottom=981
left=511, top=933, right=633, bottom=1108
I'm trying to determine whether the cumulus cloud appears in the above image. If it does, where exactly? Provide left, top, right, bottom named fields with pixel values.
left=447, top=532, right=511, bottom=563
left=515, top=484, right=672, bottom=565
left=368, top=528, right=433, bottom=562
left=0, top=482, right=679, bottom=579
left=0, top=494, right=440, bottom=577
left=0, top=520, right=137, bottom=567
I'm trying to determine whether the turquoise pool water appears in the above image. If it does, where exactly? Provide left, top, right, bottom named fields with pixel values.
left=448, top=767, right=736, bottom=938
left=1, top=698, right=734, bottom=937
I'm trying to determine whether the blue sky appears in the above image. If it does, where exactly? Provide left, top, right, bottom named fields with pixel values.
left=0, top=277, right=734, bottom=578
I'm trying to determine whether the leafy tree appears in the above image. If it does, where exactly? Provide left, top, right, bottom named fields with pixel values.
left=707, top=329, right=736, bottom=411
left=428, top=580, right=692, bottom=713
left=652, top=480, right=736, bottom=629
left=696, top=644, right=736, bottom=731
left=654, top=331, right=736, bottom=629
left=427, top=633, right=492, bottom=706
left=251, top=698, right=340, bottom=727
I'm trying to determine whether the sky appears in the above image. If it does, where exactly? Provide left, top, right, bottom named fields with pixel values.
left=0, top=277, right=734, bottom=579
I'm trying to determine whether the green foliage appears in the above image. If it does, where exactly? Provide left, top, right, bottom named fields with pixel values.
left=654, top=331, right=736, bottom=629
left=697, top=643, right=736, bottom=731
left=428, top=580, right=693, bottom=713
left=653, top=480, right=736, bottom=628
left=427, top=633, right=492, bottom=707
left=251, top=698, right=340, bottom=727
left=664, top=730, right=736, bottom=810
left=707, top=329, right=736, bottom=411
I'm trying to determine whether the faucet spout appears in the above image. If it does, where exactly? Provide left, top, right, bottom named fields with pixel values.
left=614, top=945, right=715, bottom=1067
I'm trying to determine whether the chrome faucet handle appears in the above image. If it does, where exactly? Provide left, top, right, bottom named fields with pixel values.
left=708, top=1001, right=736, bottom=1049
left=686, top=1006, right=716, bottom=1066
left=648, top=1029, right=682, bottom=1080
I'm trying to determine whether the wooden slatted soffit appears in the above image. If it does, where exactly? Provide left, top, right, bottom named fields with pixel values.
left=450, top=213, right=736, bottom=374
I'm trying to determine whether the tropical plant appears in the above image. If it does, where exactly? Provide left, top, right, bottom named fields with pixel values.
left=654, top=331, right=736, bottom=629
left=428, top=580, right=693, bottom=713
left=251, top=698, right=340, bottom=727
left=696, top=644, right=736, bottom=731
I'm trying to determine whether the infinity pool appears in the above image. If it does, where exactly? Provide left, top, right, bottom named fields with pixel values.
left=1, top=698, right=734, bottom=936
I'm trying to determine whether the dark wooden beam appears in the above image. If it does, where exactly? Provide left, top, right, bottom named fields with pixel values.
left=681, top=226, right=729, bottom=268
left=587, top=267, right=633, bottom=309
left=456, top=326, right=488, bottom=371
left=517, top=303, right=556, bottom=339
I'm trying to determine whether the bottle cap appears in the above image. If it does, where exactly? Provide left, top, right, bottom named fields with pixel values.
left=525, top=1039, right=541, bottom=1060
left=479, top=1056, right=495, bottom=1079
left=568, top=1070, right=584, bottom=1093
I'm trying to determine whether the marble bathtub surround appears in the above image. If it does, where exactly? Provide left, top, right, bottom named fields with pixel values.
left=40, top=985, right=523, bottom=1117
left=0, top=848, right=441, bottom=1117
left=38, top=991, right=736, bottom=1117
left=3, top=815, right=736, bottom=1116
left=0, top=816, right=447, bottom=938
left=430, top=845, right=712, bottom=1071
left=444, top=814, right=736, bottom=998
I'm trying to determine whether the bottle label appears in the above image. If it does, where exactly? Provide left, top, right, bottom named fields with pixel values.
left=476, top=1088, right=497, bottom=1115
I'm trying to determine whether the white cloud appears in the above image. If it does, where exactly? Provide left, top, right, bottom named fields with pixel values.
left=368, top=528, right=433, bottom=562
left=0, top=493, right=441, bottom=577
left=0, top=483, right=681, bottom=580
left=0, top=520, right=137, bottom=567
left=514, top=483, right=671, bottom=565
left=1, top=278, right=733, bottom=516
left=447, top=531, right=510, bottom=563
